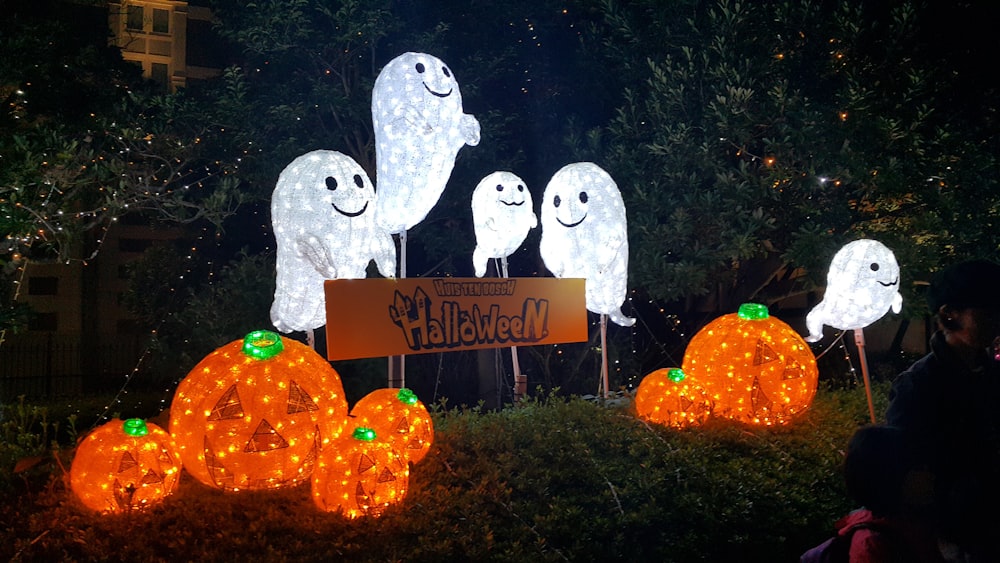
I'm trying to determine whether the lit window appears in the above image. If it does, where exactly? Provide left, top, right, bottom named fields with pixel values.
left=151, top=63, right=169, bottom=88
left=152, top=9, right=169, bottom=33
left=127, top=5, right=144, bottom=31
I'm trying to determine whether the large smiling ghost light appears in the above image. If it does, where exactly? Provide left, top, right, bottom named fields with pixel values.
left=540, top=162, right=634, bottom=327
left=372, top=52, right=481, bottom=235
left=805, top=238, right=902, bottom=423
left=472, top=171, right=537, bottom=278
left=805, top=239, right=902, bottom=342
left=540, top=162, right=634, bottom=398
left=270, top=150, right=396, bottom=338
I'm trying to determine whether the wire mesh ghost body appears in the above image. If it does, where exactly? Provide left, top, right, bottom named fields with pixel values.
left=471, top=171, right=537, bottom=277
left=372, top=52, right=481, bottom=234
left=805, top=239, right=902, bottom=342
left=270, top=150, right=396, bottom=333
left=539, top=162, right=635, bottom=327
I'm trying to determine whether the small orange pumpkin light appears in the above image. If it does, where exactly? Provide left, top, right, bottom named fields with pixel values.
left=169, top=330, right=349, bottom=491
left=311, top=426, right=409, bottom=518
left=70, top=418, right=182, bottom=513
left=634, top=368, right=711, bottom=428
left=681, top=303, right=818, bottom=425
left=349, top=388, right=434, bottom=464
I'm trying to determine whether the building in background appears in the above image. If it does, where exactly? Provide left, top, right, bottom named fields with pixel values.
left=1, top=1, right=227, bottom=398
left=108, top=0, right=223, bottom=91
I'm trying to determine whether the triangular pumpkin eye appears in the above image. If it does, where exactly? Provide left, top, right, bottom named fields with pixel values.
left=244, top=420, right=289, bottom=452
left=753, top=339, right=778, bottom=365
left=141, top=469, right=164, bottom=485
left=208, top=384, right=245, bottom=421
left=377, top=467, right=396, bottom=483
left=393, top=416, right=409, bottom=434
left=117, top=451, right=138, bottom=473
left=783, top=361, right=805, bottom=380
left=287, top=380, right=319, bottom=414
left=357, top=453, right=377, bottom=474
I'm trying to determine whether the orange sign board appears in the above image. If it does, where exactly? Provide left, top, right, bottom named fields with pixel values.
left=324, top=277, right=587, bottom=361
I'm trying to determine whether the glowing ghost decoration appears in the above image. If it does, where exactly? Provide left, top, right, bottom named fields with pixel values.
left=271, top=150, right=396, bottom=333
left=372, top=52, right=481, bottom=234
left=471, top=171, right=537, bottom=277
left=539, top=162, right=635, bottom=327
left=805, top=239, right=902, bottom=342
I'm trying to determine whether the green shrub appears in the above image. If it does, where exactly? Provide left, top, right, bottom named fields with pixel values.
left=0, top=385, right=875, bottom=562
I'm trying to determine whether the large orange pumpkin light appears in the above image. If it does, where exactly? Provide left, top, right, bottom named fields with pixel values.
left=634, top=368, right=711, bottom=428
left=349, top=388, right=434, bottom=465
left=311, top=426, right=409, bottom=518
left=169, top=330, right=349, bottom=491
left=70, top=418, right=182, bottom=513
left=681, top=303, right=818, bottom=426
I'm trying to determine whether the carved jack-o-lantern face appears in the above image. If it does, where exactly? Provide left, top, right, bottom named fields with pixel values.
left=170, top=331, right=349, bottom=491
left=349, top=388, right=434, bottom=465
left=70, top=418, right=182, bottom=513
left=634, top=368, right=711, bottom=429
left=681, top=303, right=818, bottom=426
left=311, top=427, right=409, bottom=518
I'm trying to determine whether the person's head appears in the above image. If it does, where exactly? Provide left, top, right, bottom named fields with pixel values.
left=844, top=425, right=912, bottom=517
left=927, top=259, right=1000, bottom=350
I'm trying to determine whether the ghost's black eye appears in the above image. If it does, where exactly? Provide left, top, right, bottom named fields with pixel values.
left=415, top=63, right=425, bottom=73
left=553, top=195, right=562, bottom=208
left=495, top=184, right=504, bottom=192
left=517, top=184, right=524, bottom=192
left=325, top=177, right=337, bottom=191
left=353, top=174, right=364, bottom=188
left=579, top=191, right=588, bottom=204
left=870, top=263, right=880, bottom=271
left=442, top=66, right=451, bottom=77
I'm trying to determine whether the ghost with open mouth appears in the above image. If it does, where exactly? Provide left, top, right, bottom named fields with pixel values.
left=270, top=150, right=396, bottom=334
left=372, top=52, right=481, bottom=235
left=539, top=162, right=635, bottom=327
left=805, top=238, right=902, bottom=342
left=471, top=171, right=537, bottom=277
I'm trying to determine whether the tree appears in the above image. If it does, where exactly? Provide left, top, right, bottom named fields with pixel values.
left=574, top=0, right=1000, bottom=314
left=0, top=2, right=246, bottom=262
left=1, top=0, right=246, bottom=334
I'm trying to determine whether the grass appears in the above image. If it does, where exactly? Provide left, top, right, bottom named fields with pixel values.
left=0, top=382, right=882, bottom=562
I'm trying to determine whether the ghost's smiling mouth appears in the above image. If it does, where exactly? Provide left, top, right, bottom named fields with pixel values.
left=501, top=200, right=524, bottom=206
left=557, top=214, right=587, bottom=228
left=877, top=277, right=899, bottom=287
left=332, top=201, right=368, bottom=217
left=423, top=83, right=452, bottom=98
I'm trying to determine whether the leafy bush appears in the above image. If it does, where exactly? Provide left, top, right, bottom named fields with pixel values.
left=0, top=386, right=876, bottom=562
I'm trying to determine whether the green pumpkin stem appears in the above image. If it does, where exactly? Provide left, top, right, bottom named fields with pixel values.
left=242, top=330, right=284, bottom=360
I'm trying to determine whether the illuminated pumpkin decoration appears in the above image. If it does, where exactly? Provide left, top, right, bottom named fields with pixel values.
left=311, top=427, right=409, bottom=518
left=169, top=330, right=349, bottom=491
left=681, top=303, right=818, bottom=425
left=634, top=368, right=711, bottom=429
left=349, top=387, right=434, bottom=465
left=70, top=418, right=182, bottom=513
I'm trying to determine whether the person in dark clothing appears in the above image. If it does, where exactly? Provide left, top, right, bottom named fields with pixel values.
left=885, top=259, right=1000, bottom=562
left=833, top=424, right=943, bottom=562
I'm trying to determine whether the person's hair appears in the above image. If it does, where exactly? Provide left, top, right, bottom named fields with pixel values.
left=844, top=425, right=912, bottom=516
